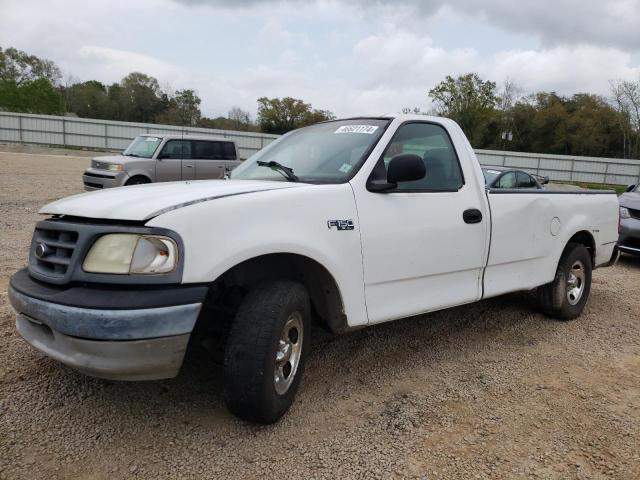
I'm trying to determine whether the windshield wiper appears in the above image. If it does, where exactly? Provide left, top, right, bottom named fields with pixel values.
left=124, top=153, right=142, bottom=157
left=256, top=161, right=299, bottom=182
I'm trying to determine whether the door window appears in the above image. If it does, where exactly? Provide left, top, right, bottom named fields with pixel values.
left=516, top=171, right=538, bottom=188
left=160, top=140, right=191, bottom=159
left=495, top=172, right=517, bottom=188
left=375, top=122, right=464, bottom=191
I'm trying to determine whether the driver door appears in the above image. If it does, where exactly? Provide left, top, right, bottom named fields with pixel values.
left=353, top=122, right=489, bottom=324
left=156, top=140, right=188, bottom=181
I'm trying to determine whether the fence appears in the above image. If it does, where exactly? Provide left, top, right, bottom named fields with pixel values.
left=0, top=111, right=279, bottom=160
left=1, top=111, right=640, bottom=185
left=475, top=149, right=640, bottom=186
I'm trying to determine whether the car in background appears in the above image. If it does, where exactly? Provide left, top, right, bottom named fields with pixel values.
left=83, top=134, right=241, bottom=191
left=618, top=183, right=640, bottom=256
left=481, top=165, right=549, bottom=189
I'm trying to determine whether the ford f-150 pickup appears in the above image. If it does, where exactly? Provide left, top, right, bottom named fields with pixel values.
left=8, top=115, right=620, bottom=423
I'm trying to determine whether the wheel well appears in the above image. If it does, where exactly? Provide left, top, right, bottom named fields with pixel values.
left=125, top=175, right=151, bottom=185
left=566, top=230, right=595, bottom=264
left=200, top=253, right=347, bottom=335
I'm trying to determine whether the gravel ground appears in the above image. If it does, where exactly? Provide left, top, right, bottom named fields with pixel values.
left=0, top=149, right=639, bottom=480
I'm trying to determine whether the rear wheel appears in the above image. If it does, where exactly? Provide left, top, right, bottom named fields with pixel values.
left=223, top=280, right=310, bottom=424
left=125, top=176, right=150, bottom=186
left=537, top=242, right=592, bottom=320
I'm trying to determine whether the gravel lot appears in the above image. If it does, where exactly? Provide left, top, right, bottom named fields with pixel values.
left=1, top=148, right=639, bottom=480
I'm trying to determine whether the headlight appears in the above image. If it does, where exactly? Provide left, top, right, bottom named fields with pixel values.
left=620, top=206, right=631, bottom=219
left=83, top=234, right=178, bottom=275
left=107, top=163, right=124, bottom=171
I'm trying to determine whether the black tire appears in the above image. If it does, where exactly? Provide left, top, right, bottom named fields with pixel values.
left=125, top=176, right=150, bottom=186
left=537, top=242, right=592, bottom=320
left=223, top=280, right=311, bottom=424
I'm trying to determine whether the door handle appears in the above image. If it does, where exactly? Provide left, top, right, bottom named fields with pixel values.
left=185, top=165, right=193, bottom=168
left=463, top=208, right=482, bottom=224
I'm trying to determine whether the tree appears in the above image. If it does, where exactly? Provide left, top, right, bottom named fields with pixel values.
left=610, top=78, right=640, bottom=159
left=428, top=73, right=498, bottom=145
left=256, top=97, right=335, bottom=134
left=0, top=46, right=61, bottom=85
left=120, top=72, right=164, bottom=123
left=0, top=46, right=64, bottom=115
left=0, top=77, right=64, bottom=114
left=64, top=80, right=110, bottom=118
left=157, top=89, right=202, bottom=126
left=228, top=106, right=252, bottom=131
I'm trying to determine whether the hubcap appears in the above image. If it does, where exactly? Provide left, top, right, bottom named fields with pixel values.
left=274, top=312, right=303, bottom=395
left=566, top=260, right=585, bottom=306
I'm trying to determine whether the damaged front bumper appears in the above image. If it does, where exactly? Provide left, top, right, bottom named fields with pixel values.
left=8, top=268, right=207, bottom=380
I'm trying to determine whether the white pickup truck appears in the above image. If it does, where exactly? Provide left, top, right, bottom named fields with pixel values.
left=8, top=115, right=620, bottom=423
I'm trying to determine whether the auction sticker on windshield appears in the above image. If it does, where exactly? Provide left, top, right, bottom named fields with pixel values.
left=335, top=125, right=379, bottom=134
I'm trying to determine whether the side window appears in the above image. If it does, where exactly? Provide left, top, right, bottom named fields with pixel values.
left=160, top=140, right=191, bottom=159
left=517, top=171, right=537, bottom=188
left=495, top=172, right=517, bottom=188
left=377, top=123, right=464, bottom=191
left=192, top=141, right=236, bottom=160
left=192, top=140, right=219, bottom=160
left=222, top=142, right=236, bottom=160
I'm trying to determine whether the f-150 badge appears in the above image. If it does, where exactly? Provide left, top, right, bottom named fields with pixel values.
left=327, top=219, right=355, bottom=231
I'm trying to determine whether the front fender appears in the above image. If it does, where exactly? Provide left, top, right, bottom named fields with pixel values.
left=147, top=183, right=369, bottom=327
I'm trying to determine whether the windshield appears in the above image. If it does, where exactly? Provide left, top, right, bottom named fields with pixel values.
left=123, top=136, right=162, bottom=158
left=482, top=168, right=501, bottom=185
left=231, top=119, right=390, bottom=183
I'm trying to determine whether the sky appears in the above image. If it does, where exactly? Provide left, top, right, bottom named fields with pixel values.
left=1, top=0, right=639, bottom=119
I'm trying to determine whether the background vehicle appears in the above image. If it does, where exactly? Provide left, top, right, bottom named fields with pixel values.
left=82, top=134, right=240, bottom=190
left=618, top=183, right=640, bottom=256
left=9, top=115, right=619, bottom=424
left=481, top=165, right=548, bottom=189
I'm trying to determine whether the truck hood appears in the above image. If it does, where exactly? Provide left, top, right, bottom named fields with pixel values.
left=619, top=191, right=640, bottom=210
left=40, top=180, right=304, bottom=221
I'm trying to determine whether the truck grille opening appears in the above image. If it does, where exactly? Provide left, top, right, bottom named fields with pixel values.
left=31, top=227, right=79, bottom=278
left=629, top=208, right=640, bottom=220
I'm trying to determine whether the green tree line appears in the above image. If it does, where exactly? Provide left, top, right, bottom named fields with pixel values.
left=1, top=46, right=640, bottom=158
left=425, top=73, right=640, bottom=159
left=0, top=46, right=334, bottom=135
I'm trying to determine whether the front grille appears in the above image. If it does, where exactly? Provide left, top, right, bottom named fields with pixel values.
left=85, top=171, right=113, bottom=179
left=30, top=225, right=79, bottom=281
left=629, top=207, right=640, bottom=220
left=84, top=181, right=104, bottom=189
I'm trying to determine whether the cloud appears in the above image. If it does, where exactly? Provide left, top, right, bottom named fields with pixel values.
left=346, top=26, right=640, bottom=114
left=169, top=0, right=640, bottom=51
left=1, top=0, right=639, bottom=119
left=257, top=20, right=311, bottom=50
left=77, top=46, right=181, bottom=84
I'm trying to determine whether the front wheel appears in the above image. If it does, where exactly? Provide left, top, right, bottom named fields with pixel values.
left=537, top=242, right=592, bottom=320
left=223, top=280, right=310, bottom=424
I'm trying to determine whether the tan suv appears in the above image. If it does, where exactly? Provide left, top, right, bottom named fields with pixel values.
left=83, top=134, right=241, bottom=190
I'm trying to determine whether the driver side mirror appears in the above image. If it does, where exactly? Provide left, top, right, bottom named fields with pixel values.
left=369, top=154, right=426, bottom=192
left=626, top=184, right=636, bottom=193
left=542, top=176, right=550, bottom=185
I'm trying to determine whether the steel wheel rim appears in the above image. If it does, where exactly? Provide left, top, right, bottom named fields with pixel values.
left=274, top=312, right=303, bottom=395
left=566, top=260, right=585, bottom=306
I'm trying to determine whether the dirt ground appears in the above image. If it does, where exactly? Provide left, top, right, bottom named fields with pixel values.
left=0, top=148, right=639, bottom=480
